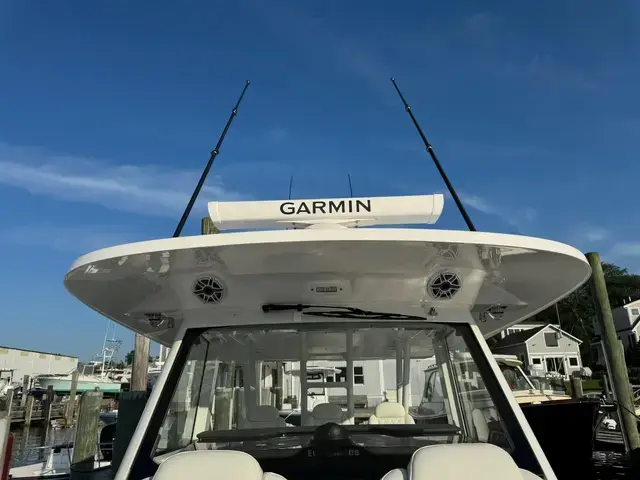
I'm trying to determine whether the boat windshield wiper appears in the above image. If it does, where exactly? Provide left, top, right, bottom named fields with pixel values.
left=261, top=304, right=425, bottom=321
left=196, top=424, right=460, bottom=443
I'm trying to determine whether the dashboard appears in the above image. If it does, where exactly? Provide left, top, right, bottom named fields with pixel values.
left=238, top=423, right=465, bottom=480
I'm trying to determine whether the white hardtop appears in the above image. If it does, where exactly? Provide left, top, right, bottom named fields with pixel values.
left=64, top=194, right=592, bottom=347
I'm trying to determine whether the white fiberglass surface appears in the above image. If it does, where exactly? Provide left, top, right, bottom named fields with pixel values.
left=150, top=322, right=541, bottom=475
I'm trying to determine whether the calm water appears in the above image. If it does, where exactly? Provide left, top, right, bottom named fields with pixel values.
left=9, top=426, right=76, bottom=468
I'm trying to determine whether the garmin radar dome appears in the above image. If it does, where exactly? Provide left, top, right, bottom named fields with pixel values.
left=207, top=194, right=444, bottom=230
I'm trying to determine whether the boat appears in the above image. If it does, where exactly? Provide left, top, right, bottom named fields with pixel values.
left=9, top=423, right=116, bottom=479
left=36, top=371, right=121, bottom=394
left=35, top=333, right=123, bottom=395
left=62, top=192, right=593, bottom=480
left=414, top=353, right=572, bottom=421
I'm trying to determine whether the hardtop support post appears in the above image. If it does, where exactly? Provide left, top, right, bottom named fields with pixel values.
left=402, top=340, right=411, bottom=409
left=395, top=342, right=403, bottom=403
left=346, top=329, right=355, bottom=422
left=299, top=332, right=309, bottom=425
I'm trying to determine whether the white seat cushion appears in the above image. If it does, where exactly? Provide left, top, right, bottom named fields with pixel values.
left=408, top=444, right=528, bottom=480
left=381, top=468, right=408, bottom=480
left=239, top=405, right=287, bottom=429
left=152, top=450, right=288, bottom=480
left=368, top=402, right=415, bottom=425
left=310, top=403, right=345, bottom=426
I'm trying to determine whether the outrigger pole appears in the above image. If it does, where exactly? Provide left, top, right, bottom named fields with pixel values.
left=390, top=78, right=476, bottom=232
left=173, top=80, right=251, bottom=237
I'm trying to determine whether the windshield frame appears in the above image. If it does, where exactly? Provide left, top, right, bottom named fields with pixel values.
left=122, top=321, right=547, bottom=480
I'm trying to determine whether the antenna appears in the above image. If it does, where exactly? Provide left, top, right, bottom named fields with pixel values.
left=347, top=174, right=354, bottom=197
left=288, top=176, right=293, bottom=200
left=390, top=78, right=476, bottom=232
left=173, top=80, right=251, bottom=237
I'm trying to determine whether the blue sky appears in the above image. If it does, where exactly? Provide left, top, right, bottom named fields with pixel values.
left=1, top=0, right=639, bottom=360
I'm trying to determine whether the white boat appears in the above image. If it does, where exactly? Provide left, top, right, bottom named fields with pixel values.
left=36, top=372, right=122, bottom=394
left=9, top=422, right=116, bottom=479
left=8, top=446, right=111, bottom=479
left=63, top=193, right=592, bottom=480
left=414, top=354, right=572, bottom=423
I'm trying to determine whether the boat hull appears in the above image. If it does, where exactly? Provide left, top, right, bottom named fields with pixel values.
left=37, top=377, right=121, bottom=394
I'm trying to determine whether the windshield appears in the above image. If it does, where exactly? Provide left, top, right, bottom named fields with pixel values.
left=152, top=322, right=535, bottom=463
left=498, top=364, right=534, bottom=391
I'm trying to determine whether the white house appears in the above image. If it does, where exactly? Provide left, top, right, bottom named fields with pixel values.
left=609, top=298, right=640, bottom=349
left=490, top=324, right=583, bottom=379
left=591, top=298, right=640, bottom=366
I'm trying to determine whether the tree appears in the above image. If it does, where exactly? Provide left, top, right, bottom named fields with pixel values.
left=125, top=350, right=134, bottom=365
left=531, top=262, right=640, bottom=365
left=124, top=350, right=155, bottom=366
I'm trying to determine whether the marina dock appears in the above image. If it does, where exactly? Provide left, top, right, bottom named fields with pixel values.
left=10, top=402, right=66, bottom=426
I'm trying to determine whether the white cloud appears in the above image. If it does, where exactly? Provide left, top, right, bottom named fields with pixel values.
left=458, top=192, right=537, bottom=231
left=584, top=227, right=610, bottom=242
left=0, top=142, right=247, bottom=217
left=609, top=242, right=640, bottom=257
left=458, top=193, right=496, bottom=215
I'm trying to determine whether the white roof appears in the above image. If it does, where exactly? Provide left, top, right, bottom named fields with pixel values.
left=64, top=227, right=591, bottom=347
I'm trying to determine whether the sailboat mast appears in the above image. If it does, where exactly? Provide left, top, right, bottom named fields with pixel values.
left=173, top=80, right=251, bottom=237
left=390, top=78, right=476, bottom=232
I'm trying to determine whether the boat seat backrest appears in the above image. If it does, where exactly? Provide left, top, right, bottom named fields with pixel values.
left=310, top=403, right=345, bottom=426
left=368, top=402, right=415, bottom=425
left=388, top=443, right=536, bottom=480
left=151, top=450, right=287, bottom=480
left=381, top=468, right=408, bottom=480
left=240, top=405, right=287, bottom=429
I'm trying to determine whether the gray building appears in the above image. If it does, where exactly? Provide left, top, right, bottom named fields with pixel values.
left=0, top=345, right=78, bottom=385
left=491, top=324, right=583, bottom=379
left=591, top=298, right=640, bottom=365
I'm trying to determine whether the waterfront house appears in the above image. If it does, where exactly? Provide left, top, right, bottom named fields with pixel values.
left=491, top=323, right=583, bottom=379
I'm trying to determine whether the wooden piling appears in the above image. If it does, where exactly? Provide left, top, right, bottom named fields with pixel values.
left=214, top=388, right=234, bottom=430
left=111, top=391, right=148, bottom=474
left=66, top=371, right=79, bottom=425
left=131, top=333, right=150, bottom=392
left=602, top=374, right=611, bottom=401
left=570, top=376, right=584, bottom=399
left=586, top=252, right=640, bottom=452
left=20, top=375, right=30, bottom=406
left=70, top=391, right=102, bottom=479
left=23, top=395, right=35, bottom=426
left=201, top=216, right=219, bottom=235
left=42, top=386, right=55, bottom=424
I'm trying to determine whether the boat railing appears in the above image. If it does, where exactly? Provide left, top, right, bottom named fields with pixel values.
left=527, top=375, right=568, bottom=395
